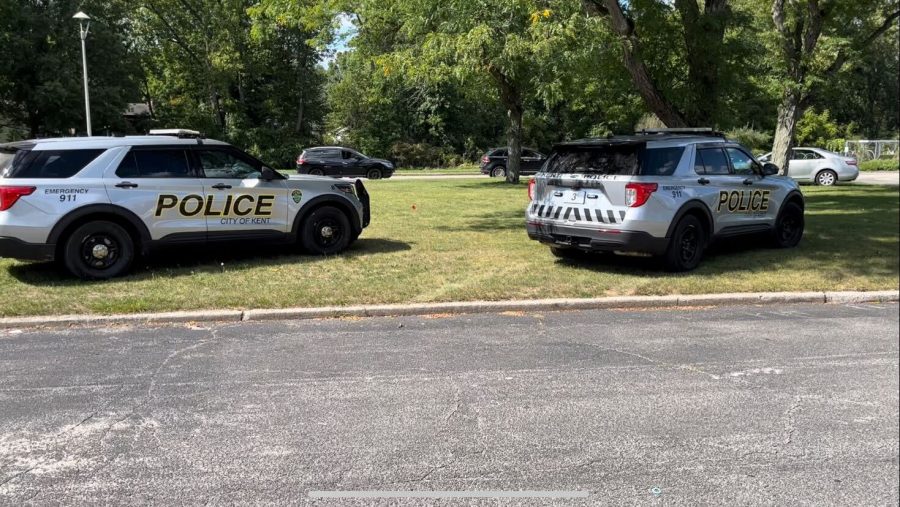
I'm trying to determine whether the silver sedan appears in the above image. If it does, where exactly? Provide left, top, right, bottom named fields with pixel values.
left=758, top=147, right=859, bottom=186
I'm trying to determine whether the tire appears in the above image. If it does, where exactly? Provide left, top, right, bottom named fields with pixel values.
left=308, top=168, right=325, bottom=176
left=300, top=206, right=352, bottom=255
left=366, top=168, right=383, bottom=180
left=62, top=221, right=135, bottom=280
left=662, top=215, right=706, bottom=272
left=491, top=166, right=506, bottom=178
left=550, top=246, right=587, bottom=260
left=772, top=201, right=804, bottom=248
left=815, top=169, right=837, bottom=186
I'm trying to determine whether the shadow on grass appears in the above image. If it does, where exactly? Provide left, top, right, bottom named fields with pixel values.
left=6, top=237, right=412, bottom=287
left=435, top=208, right=526, bottom=232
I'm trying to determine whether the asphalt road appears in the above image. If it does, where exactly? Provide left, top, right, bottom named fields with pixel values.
left=392, top=171, right=900, bottom=184
left=1, top=303, right=897, bottom=505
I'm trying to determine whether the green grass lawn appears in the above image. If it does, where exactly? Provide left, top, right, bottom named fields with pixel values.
left=393, top=164, right=481, bottom=175
left=0, top=181, right=897, bottom=317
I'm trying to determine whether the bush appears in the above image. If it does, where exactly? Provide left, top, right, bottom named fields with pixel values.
left=725, top=126, right=771, bottom=153
left=390, top=142, right=460, bottom=168
left=859, top=159, right=899, bottom=171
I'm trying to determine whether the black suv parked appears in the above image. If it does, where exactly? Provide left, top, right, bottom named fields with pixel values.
left=480, top=147, right=546, bottom=177
left=297, top=147, right=395, bottom=179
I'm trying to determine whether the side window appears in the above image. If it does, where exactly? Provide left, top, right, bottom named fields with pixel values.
left=494, top=149, right=508, bottom=157
left=807, top=151, right=824, bottom=159
left=321, top=149, right=341, bottom=160
left=196, top=149, right=260, bottom=179
left=523, top=150, right=538, bottom=158
left=642, top=147, right=685, bottom=176
left=4, top=149, right=104, bottom=178
left=696, top=148, right=730, bottom=175
left=118, top=149, right=192, bottom=178
left=791, top=150, right=807, bottom=160
left=725, top=147, right=757, bottom=175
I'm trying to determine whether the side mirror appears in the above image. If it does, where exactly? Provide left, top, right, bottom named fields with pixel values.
left=762, top=163, right=779, bottom=176
left=261, top=166, right=276, bottom=181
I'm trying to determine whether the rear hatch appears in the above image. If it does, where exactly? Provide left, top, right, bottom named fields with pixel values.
left=531, top=141, right=643, bottom=227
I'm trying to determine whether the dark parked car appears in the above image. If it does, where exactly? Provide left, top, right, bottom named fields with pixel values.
left=480, top=147, right=546, bottom=177
left=297, top=147, right=394, bottom=179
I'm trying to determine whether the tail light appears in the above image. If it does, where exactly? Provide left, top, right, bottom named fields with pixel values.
left=297, top=156, right=306, bottom=165
left=0, top=186, right=36, bottom=211
left=527, top=178, right=536, bottom=200
left=481, top=156, right=489, bottom=164
left=625, top=182, right=657, bottom=207
left=846, top=159, right=857, bottom=166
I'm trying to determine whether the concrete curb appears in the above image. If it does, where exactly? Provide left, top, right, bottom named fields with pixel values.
left=0, top=290, right=896, bottom=329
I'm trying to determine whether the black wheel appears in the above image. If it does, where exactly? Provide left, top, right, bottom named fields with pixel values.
left=300, top=206, right=352, bottom=255
left=308, top=168, right=325, bottom=176
left=62, top=221, right=135, bottom=279
left=490, top=166, right=506, bottom=178
left=550, top=246, right=587, bottom=260
left=366, top=168, right=383, bottom=180
left=815, top=169, right=837, bottom=186
left=662, top=215, right=706, bottom=272
left=772, top=202, right=804, bottom=248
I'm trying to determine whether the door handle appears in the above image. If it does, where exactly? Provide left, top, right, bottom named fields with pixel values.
left=114, top=182, right=138, bottom=189
left=586, top=194, right=598, bottom=199
left=211, top=183, right=232, bottom=190
left=697, top=178, right=710, bottom=185
left=743, top=178, right=754, bottom=185
left=553, top=191, right=564, bottom=197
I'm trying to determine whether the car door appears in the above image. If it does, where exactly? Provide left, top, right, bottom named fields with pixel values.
left=693, top=146, right=745, bottom=234
left=341, top=149, right=363, bottom=177
left=788, top=149, right=815, bottom=180
left=105, top=146, right=208, bottom=241
left=724, top=147, right=779, bottom=228
left=194, top=146, right=290, bottom=240
left=521, top=150, right=544, bottom=174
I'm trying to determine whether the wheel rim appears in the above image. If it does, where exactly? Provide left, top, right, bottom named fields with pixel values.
left=80, top=234, right=120, bottom=270
left=310, top=169, right=324, bottom=176
left=367, top=169, right=381, bottom=180
left=679, top=226, right=699, bottom=263
left=492, top=167, right=505, bottom=177
left=818, top=171, right=835, bottom=185
left=312, top=217, right=344, bottom=249
left=780, top=213, right=802, bottom=243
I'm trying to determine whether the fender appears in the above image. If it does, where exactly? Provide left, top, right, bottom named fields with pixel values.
left=290, top=195, right=362, bottom=237
left=665, top=200, right=714, bottom=239
left=775, top=190, right=805, bottom=221
left=47, top=204, right=152, bottom=250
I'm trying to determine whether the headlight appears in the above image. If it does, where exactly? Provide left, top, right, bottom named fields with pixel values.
left=332, top=183, right=356, bottom=195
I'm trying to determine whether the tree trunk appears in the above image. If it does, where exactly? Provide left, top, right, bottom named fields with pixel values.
left=506, top=106, right=523, bottom=184
left=771, top=89, right=801, bottom=176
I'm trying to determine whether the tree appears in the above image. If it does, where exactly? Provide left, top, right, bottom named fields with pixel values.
left=0, top=0, right=141, bottom=138
left=768, top=0, right=900, bottom=174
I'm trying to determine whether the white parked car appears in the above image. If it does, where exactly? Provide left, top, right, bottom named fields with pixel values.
left=758, top=148, right=859, bottom=186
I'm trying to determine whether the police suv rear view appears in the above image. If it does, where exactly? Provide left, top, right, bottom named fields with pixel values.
left=526, top=129, right=805, bottom=270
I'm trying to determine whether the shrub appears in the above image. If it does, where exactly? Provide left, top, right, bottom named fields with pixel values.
left=725, top=126, right=771, bottom=153
left=390, top=142, right=459, bottom=168
left=859, top=159, right=899, bottom=171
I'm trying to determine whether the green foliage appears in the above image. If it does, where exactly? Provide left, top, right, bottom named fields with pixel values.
left=859, top=159, right=900, bottom=171
left=389, top=142, right=464, bottom=167
left=726, top=126, right=772, bottom=153
left=796, top=109, right=845, bottom=148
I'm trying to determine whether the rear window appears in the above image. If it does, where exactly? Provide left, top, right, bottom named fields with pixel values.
left=640, top=147, right=685, bottom=176
left=545, top=145, right=641, bottom=175
left=0, top=149, right=104, bottom=178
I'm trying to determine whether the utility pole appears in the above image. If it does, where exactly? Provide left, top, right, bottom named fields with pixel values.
left=73, top=11, right=92, bottom=136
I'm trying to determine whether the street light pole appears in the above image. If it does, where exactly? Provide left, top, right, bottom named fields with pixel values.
left=73, top=11, right=92, bottom=136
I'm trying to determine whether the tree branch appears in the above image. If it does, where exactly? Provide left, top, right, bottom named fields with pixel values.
left=824, top=8, right=900, bottom=77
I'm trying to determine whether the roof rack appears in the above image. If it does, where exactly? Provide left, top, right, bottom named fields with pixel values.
left=636, top=128, right=725, bottom=138
left=148, top=129, right=204, bottom=139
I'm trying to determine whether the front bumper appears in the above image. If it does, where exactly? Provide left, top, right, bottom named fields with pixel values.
left=0, top=237, right=55, bottom=261
left=526, top=221, right=668, bottom=255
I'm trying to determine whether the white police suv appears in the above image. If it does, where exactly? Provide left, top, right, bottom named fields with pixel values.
left=0, top=130, right=370, bottom=279
left=526, top=129, right=805, bottom=271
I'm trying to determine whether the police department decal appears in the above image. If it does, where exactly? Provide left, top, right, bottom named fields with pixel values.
left=291, top=189, right=303, bottom=204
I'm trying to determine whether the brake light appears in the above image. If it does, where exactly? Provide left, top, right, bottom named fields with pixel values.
left=625, top=182, right=657, bottom=207
left=0, top=186, right=36, bottom=211
left=846, top=159, right=857, bottom=166
left=527, top=178, right=536, bottom=200
left=297, top=156, right=306, bottom=165
left=481, top=156, right=489, bottom=164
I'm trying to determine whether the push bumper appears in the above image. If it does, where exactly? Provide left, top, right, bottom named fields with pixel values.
left=526, top=221, right=668, bottom=256
left=0, top=237, right=55, bottom=261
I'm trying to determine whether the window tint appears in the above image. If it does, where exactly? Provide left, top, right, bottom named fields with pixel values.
left=696, top=148, right=730, bottom=175
left=117, top=149, right=192, bottom=178
left=545, top=145, right=640, bottom=175
left=641, top=147, right=684, bottom=176
left=523, top=150, right=538, bottom=158
left=342, top=150, right=362, bottom=160
left=725, top=147, right=757, bottom=175
left=492, top=149, right=507, bottom=157
left=197, top=149, right=260, bottom=179
left=318, top=149, right=341, bottom=159
left=1, top=149, right=104, bottom=178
